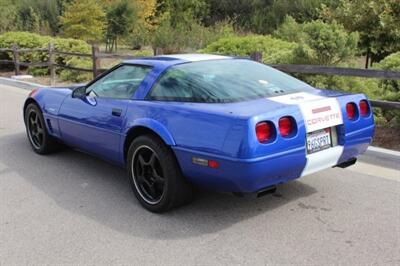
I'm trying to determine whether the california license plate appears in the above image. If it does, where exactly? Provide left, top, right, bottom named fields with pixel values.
left=306, top=128, right=332, bottom=154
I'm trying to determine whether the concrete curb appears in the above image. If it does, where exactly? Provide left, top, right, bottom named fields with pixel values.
left=367, top=146, right=400, bottom=157
left=363, top=146, right=400, bottom=170
left=0, top=77, right=49, bottom=90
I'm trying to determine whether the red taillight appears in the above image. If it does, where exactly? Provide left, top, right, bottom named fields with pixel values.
left=346, top=103, right=357, bottom=120
left=278, top=117, right=293, bottom=137
left=256, top=122, right=272, bottom=143
left=359, top=100, right=370, bottom=117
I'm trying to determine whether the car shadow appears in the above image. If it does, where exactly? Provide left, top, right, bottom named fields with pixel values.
left=0, top=133, right=317, bottom=240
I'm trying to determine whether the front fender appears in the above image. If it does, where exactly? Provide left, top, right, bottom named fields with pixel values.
left=125, top=118, right=176, bottom=146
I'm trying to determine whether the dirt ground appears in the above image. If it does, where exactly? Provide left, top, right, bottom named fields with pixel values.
left=372, top=125, right=400, bottom=151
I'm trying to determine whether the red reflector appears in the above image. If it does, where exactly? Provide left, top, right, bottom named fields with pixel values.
left=29, top=89, right=38, bottom=97
left=346, top=103, right=357, bottom=120
left=359, top=100, right=369, bottom=116
left=208, top=160, right=219, bottom=169
left=256, top=122, right=272, bottom=143
left=278, top=117, right=293, bottom=137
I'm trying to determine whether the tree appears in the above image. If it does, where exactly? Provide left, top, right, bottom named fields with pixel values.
left=251, top=0, right=338, bottom=34
left=60, top=0, right=105, bottom=43
left=275, top=17, right=359, bottom=65
left=0, top=0, right=17, bottom=33
left=105, top=0, right=137, bottom=52
left=16, top=6, right=41, bottom=33
left=322, top=0, right=400, bottom=67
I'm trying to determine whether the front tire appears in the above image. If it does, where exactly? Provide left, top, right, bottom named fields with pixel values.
left=127, top=135, right=194, bottom=212
left=25, top=103, right=62, bottom=154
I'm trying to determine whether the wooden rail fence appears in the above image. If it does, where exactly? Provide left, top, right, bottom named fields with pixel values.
left=0, top=46, right=399, bottom=110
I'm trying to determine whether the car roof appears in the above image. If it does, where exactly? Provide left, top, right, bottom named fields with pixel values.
left=123, top=53, right=233, bottom=68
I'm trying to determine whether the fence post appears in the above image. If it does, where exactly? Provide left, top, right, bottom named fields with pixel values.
left=250, top=51, right=263, bottom=63
left=154, top=47, right=163, bottom=56
left=92, top=44, right=100, bottom=78
left=48, top=43, right=56, bottom=86
left=12, top=44, right=20, bottom=76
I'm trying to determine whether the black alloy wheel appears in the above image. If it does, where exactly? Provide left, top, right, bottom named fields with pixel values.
left=132, top=145, right=165, bottom=204
left=27, top=108, right=45, bottom=150
left=25, top=103, right=63, bottom=154
left=127, top=135, right=195, bottom=212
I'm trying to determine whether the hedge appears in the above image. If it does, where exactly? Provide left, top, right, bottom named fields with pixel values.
left=201, top=35, right=298, bottom=64
left=0, top=32, right=91, bottom=82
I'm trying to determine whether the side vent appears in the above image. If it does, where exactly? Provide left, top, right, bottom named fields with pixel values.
left=46, top=119, right=53, bottom=133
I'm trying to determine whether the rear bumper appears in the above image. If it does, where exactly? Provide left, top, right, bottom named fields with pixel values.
left=172, top=124, right=374, bottom=193
left=173, top=145, right=306, bottom=193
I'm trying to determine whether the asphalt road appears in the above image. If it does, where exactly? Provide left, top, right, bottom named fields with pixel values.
left=0, top=84, right=399, bottom=265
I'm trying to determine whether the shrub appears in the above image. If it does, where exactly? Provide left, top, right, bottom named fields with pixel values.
left=0, top=31, right=50, bottom=64
left=201, top=35, right=297, bottom=64
left=0, top=31, right=91, bottom=82
left=375, top=52, right=400, bottom=125
left=153, top=15, right=234, bottom=54
left=58, top=57, right=92, bottom=83
left=376, top=52, right=400, bottom=101
left=274, top=17, right=359, bottom=65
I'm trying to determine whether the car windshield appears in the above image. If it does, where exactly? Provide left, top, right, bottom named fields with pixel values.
left=149, top=59, right=314, bottom=103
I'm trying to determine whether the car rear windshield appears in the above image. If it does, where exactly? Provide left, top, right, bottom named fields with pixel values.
left=148, top=59, right=314, bottom=103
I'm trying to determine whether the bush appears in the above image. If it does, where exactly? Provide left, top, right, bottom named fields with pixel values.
left=153, top=16, right=234, bottom=54
left=274, top=17, right=359, bottom=65
left=375, top=52, right=400, bottom=125
left=0, top=31, right=50, bottom=64
left=201, top=35, right=297, bottom=64
left=376, top=52, right=400, bottom=101
left=0, top=31, right=91, bottom=82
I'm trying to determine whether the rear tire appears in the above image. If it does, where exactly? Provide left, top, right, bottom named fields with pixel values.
left=25, top=103, right=63, bottom=154
left=127, top=134, right=194, bottom=212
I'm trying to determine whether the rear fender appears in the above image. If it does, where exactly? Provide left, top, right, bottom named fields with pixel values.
left=124, top=118, right=176, bottom=146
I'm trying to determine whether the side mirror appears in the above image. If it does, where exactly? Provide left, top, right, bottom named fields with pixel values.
left=72, top=86, right=87, bottom=98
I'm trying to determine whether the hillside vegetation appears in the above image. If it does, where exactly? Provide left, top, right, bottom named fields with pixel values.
left=0, top=0, right=399, bottom=124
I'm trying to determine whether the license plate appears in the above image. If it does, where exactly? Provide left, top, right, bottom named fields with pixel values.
left=306, top=128, right=332, bottom=154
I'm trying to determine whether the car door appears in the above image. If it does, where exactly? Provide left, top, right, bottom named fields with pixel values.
left=58, top=64, right=152, bottom=164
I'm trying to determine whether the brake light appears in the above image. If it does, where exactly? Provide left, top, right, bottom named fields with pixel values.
left=346, top=103, right=357, bottom=120
left=278, top=117, right=293, bottom=137
left=256, top=122, right=272, bottom=143
left=359, top=100, right=370, bottom=117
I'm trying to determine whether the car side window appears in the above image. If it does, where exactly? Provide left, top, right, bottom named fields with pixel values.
left=86, top=65, right=151, bottom=99
left=149, top=69, right=195, bottom=101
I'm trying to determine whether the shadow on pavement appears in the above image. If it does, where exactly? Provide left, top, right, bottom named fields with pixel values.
left=0, top=133, right=317, bottom=240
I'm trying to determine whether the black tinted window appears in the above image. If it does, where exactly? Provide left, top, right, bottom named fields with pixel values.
left=149, top=59, right=313, bottom=103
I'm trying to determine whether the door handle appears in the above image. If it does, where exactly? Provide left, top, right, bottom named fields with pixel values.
left=112, top=108, right=122, bottom=117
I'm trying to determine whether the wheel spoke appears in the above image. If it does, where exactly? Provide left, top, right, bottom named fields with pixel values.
left=37, top=119, right=43, bottom=129
left=137, top=154, right=146, bottom=173
left=29, top=116, right=35, bottom=125
left=152, top=169, right=164, bottom=184
left=146, top=183, right=157, bottom=199
left=148, top=153, right=156, bottom=167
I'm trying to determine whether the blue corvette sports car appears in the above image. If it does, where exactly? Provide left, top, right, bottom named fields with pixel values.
left=24, top=54, right=374, bottom=212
